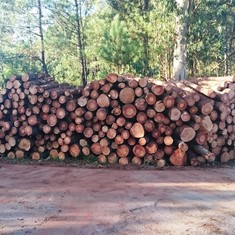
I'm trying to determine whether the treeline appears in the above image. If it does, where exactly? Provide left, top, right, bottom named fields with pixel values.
left=0, top=0, right=235, bottom=85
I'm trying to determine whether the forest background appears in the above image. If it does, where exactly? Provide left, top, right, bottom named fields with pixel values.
left=0, top=0, right=235, bottom=86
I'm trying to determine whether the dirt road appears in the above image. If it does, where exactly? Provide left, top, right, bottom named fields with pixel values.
left=0, top=163, right=234, bottom=235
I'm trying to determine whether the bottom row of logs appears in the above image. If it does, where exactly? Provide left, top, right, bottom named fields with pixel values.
left=4, top=136, right=234, bottom=167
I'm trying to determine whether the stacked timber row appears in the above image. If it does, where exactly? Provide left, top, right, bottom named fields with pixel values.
left=0, top=73, right=234, bottom=167
left=0, top=73, right=83, bottom=161
left=189, top=76, right=235, bottom=163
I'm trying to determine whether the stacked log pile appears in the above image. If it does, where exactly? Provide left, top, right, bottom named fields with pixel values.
left=0, top=73, right=234, bottom=167
left=189, top=76, right=235, bottom=163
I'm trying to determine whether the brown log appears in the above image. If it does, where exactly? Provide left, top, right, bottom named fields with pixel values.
left=119, top=87, right=135, bottom=104
left=97, top=94, right=110, bottom=108
left=229, top=150, right=234, bottom=160
left=145, top=93, right=156, bottom=105
left=107, top=128, right=117, bottom=139
left=101, top=83, right=112, bottom=93
left=101, top=125, right=109, bottom=133
left=7, top=151, right=16, bottom=159
left=66, top=99, right=76, bottom=112
left=136, top=112, right=147, bottom=124
left=83, top=111, right=92, bottom=121
left=130, top=123, right=145, bottom=138
left=146, top=142, right=158, bottom=154
left=156, top=159, right=166, bottom=168
left=168, top=107, right=181, bottom=121
left=117, top=144, right=129, bottom=158
left=85, top=99, right=97, bottom=111
left=133, top=144, right=146, bottom=158
left=0, top=144, right=6, bottom=154
left=144, top=155, right=154, bottom=163
left=27, top=115, right=37, bottom=126
left=15, top=149, right=24, bottom=159
left=125, top=121, right=133, bottom=130
left=164, top=136, right=174, bottom=146
left=163, top=95, right=175, bottom=108
left=170, top=148, right=187, bottom=166
left=99, top=137, right=109, bottom=148
left=154, top=149, right=164, bottom=159
left=186, top=149, right=201, bottom=166
left=97, top=154, right=107, bottom=163
left=174, top=140, right=188, bottom=152
left=106, top=73, right=118, bottom=83
left=177, top=125, right=196, bottom=142
left=151, top=129, right=161, bottom=139
left=154, top=101, right=165, bottom=112
left=69, top=144, right=81, bottom=158
left=180, top=111, right=190, bottom=122
left=216, top=88, right=234, bottom=102
left=84, top=127, right=94, bottom=138
left=138, top=77, right=148, bottom=87
left=115, top=135, right=124, bottom=145
left=107, top=153, right=118, bottom=164
left=47, top=114, right=57, bottom=127
left=112, top=107, right=121, bottom=116
left=197, top=99, right=214, bottom=115
left=119, top=157, right=129, bottom=165
left=183, top=80, right=216, bottom=98
left=77, top=96, right=88, bottom=107
left=193, top=75, right=235, bottom=83
left=154, top=113, right=165, bottom=124
left=151, top=84, right=164, bottom=96
left=122, top=104, right=137, bottom=119
left=120, top=130, right=129, bottom=140
left=98, top=130, right=105, bottom=138
left=90, top=142, right=102, bottom=155
left=191, top=145, right=215, bottom=162
left=220, top=152, right=230, bottom=163
left=135, top=87, right=143, bottom=97
left=96, top=108, right=107, bottom=121
left=195, top=131, right=208, bottom=145
left=91, top=134, right=99, bottom=143
left=104, top=115, right=114, bottom=126
left=164, top=145, right=175, bottom=155
left=144, top=120, right=155, bottom=132
left=127, top=79, right=138, bottom=88
left=201, top=116, right=213, bottom=132
left=56, top=108, right=66, bottom=120
left=18, top=138, right=31, bottom=151
left=135, top=98, right=147, bottom=110
left=50, top=149, right=59, bottom=159
left=176, top=97, right=187, bottom=111
left=146, top=108, right=156, bottom=118
left=168, top=82, right=195, bottom=106
left=81, top=146, right=89, bottom=156
left=57, top=152, right=65, bottom=160
left=132, top=156, right=142, bottom=165
left=118, top=82, right=126, bottom=89
left=102, top=146, right=111, bottom=156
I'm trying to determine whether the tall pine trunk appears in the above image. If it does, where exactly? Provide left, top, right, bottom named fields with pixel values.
left=38, top=0, right=48, bottom=74
left=173, top=0, right=189, bottom=81
left=75, top=0, right=87, bottom=87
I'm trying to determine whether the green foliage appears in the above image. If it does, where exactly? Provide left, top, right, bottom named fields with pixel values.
left=0, top=0, right=234, bottom=84
left=187, top=0, right=235, bottom=76
left=100, top=14, right=137, bottom=73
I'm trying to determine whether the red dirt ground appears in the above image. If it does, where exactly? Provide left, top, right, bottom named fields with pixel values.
left=0, top=163, right=234, bottom=235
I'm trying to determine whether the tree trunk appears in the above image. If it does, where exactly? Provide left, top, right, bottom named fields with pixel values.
left=37, top=0, right=48, bottom=74
left=74, top=0, right=88, bottom=86
left=173, top=0, right=189, bottom=81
